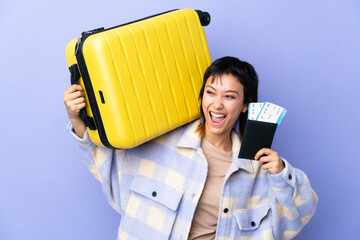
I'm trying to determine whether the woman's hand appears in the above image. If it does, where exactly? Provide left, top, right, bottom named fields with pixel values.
left=64, top=85, right=86, bottom=138
left=254, top=148, right=285, bottom=174
left=64, top=85, right=86, bottom=120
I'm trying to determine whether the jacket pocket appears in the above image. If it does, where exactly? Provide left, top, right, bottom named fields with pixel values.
left=119, top=174, right=184, bottom=239
left=129, top=174, right=184, bottom=211
left=233, top=205, right=271, bottom=231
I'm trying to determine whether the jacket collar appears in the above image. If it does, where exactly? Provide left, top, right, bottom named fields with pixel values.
left=177, top=119, right=253, bottom=174
left=176, top=119, right=202, bottom=150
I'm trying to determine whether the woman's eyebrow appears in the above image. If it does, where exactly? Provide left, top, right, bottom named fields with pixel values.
left=205, top=85, right=216, bottom=90
left=205, top=86, right=239, bottom=95
left=225, top=90, right=239, bottom=95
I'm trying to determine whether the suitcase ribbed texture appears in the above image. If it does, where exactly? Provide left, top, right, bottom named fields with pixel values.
left=66, top=9, right=211, bottom=148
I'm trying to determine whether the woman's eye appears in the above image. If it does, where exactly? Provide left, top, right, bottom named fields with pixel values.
left=225, top=95, right=235, bottom=99
left=206, top=91, right=215, bottom=95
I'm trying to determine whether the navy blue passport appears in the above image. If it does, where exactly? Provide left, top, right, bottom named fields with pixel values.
left=238, top=120, right=277, bottom=160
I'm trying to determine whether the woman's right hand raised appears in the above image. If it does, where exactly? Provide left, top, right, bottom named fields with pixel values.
left=64, top=85, right=86, bottom=138
left=64, top=85, right=86, bottom=119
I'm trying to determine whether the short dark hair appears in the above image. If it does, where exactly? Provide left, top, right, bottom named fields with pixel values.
left=196, top=56, right=259, bottom=139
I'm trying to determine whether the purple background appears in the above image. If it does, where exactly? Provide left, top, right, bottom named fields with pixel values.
left=1, top=0, right=359, bottom=239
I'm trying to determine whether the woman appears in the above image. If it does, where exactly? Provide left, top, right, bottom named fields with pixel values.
left=64, top=57, right=317, bottom=240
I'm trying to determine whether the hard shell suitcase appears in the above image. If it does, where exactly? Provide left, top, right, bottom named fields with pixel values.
left=65, top=9, right=212, bottom=149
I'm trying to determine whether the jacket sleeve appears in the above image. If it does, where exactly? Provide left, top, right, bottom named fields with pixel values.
left=67, top=123, right=124, bottom=214
left=268, top=159, right=318, bottom=240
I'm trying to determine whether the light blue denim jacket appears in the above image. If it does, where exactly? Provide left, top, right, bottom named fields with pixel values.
left=68, top=119, right=317, bottom=240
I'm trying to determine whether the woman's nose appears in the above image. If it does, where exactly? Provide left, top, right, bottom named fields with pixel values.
left=213, top=97, right=224, bottom=109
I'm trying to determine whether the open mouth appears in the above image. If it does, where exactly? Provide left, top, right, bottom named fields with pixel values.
left=210, top=111, right=226, bottom=124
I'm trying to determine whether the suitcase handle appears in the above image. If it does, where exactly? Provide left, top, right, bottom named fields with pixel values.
left=69, top=64, right=97, bottom=130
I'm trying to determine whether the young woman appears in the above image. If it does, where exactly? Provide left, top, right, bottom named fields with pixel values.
left=64, top=57, right=317, bottom=240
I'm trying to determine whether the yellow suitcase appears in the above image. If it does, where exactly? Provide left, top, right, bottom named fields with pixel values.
left=65, top=9, right=212, bottom=149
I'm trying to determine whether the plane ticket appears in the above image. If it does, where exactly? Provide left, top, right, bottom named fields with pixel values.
left=248, top=102, right=264, bottom=120
left=248, top=102, right=287, bottom=125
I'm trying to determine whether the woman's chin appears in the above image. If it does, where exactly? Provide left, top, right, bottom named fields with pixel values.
left=205, top=122, right=227, bottom=136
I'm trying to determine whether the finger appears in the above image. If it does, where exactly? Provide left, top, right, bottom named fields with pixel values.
left=65, top=89, right=84, bottom=102
left=254, top=148, right=272, bottom=160
left=259, top=155, right=273, bottom=165
left=64, top=85, right=78, bottom=95
left=68, top=102, right=86, bottom=113
left=73, top=102, right=86, bottom=112
left=71, top=90, right=85, bottom=99
left=71, top=97, right=86, bottom=105
left=262, top=161, right=284, bottom=175
left=264, top=168, right=272, bottom=174
left=66, top=97, right=85, bottom=109
left=262, top=162, right=273, bottom=170
left=262, top=162, right=274, bottom=174
left=64, top=85, right=83, bottom=95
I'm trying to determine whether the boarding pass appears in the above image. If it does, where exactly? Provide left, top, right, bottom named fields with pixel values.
left=248, top=102, right=287, bottom=125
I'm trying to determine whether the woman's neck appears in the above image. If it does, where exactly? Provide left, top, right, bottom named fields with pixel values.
left=203, top=130, right=232, bottom=152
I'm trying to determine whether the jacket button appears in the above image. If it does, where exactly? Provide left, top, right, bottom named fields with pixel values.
left=288, top=174, right=292, bottom=180
left=251, top=221, right=256, bottom=227
left=223, top=208, right=229, bottom=213
left=152, top=191, right=157, bottom=197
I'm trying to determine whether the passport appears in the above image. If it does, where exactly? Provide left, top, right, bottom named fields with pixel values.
left=238, top=102, right=287, bottom=159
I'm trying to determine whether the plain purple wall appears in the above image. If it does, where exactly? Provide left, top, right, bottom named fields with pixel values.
left=1, top=0, right=359, bottom=239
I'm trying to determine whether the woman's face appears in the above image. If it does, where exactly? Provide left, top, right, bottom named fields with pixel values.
left=202, top=73, right=248, bottom=138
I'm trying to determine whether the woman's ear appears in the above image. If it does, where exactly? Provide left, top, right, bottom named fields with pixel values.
left=241, top=105, right=248, bottom=113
